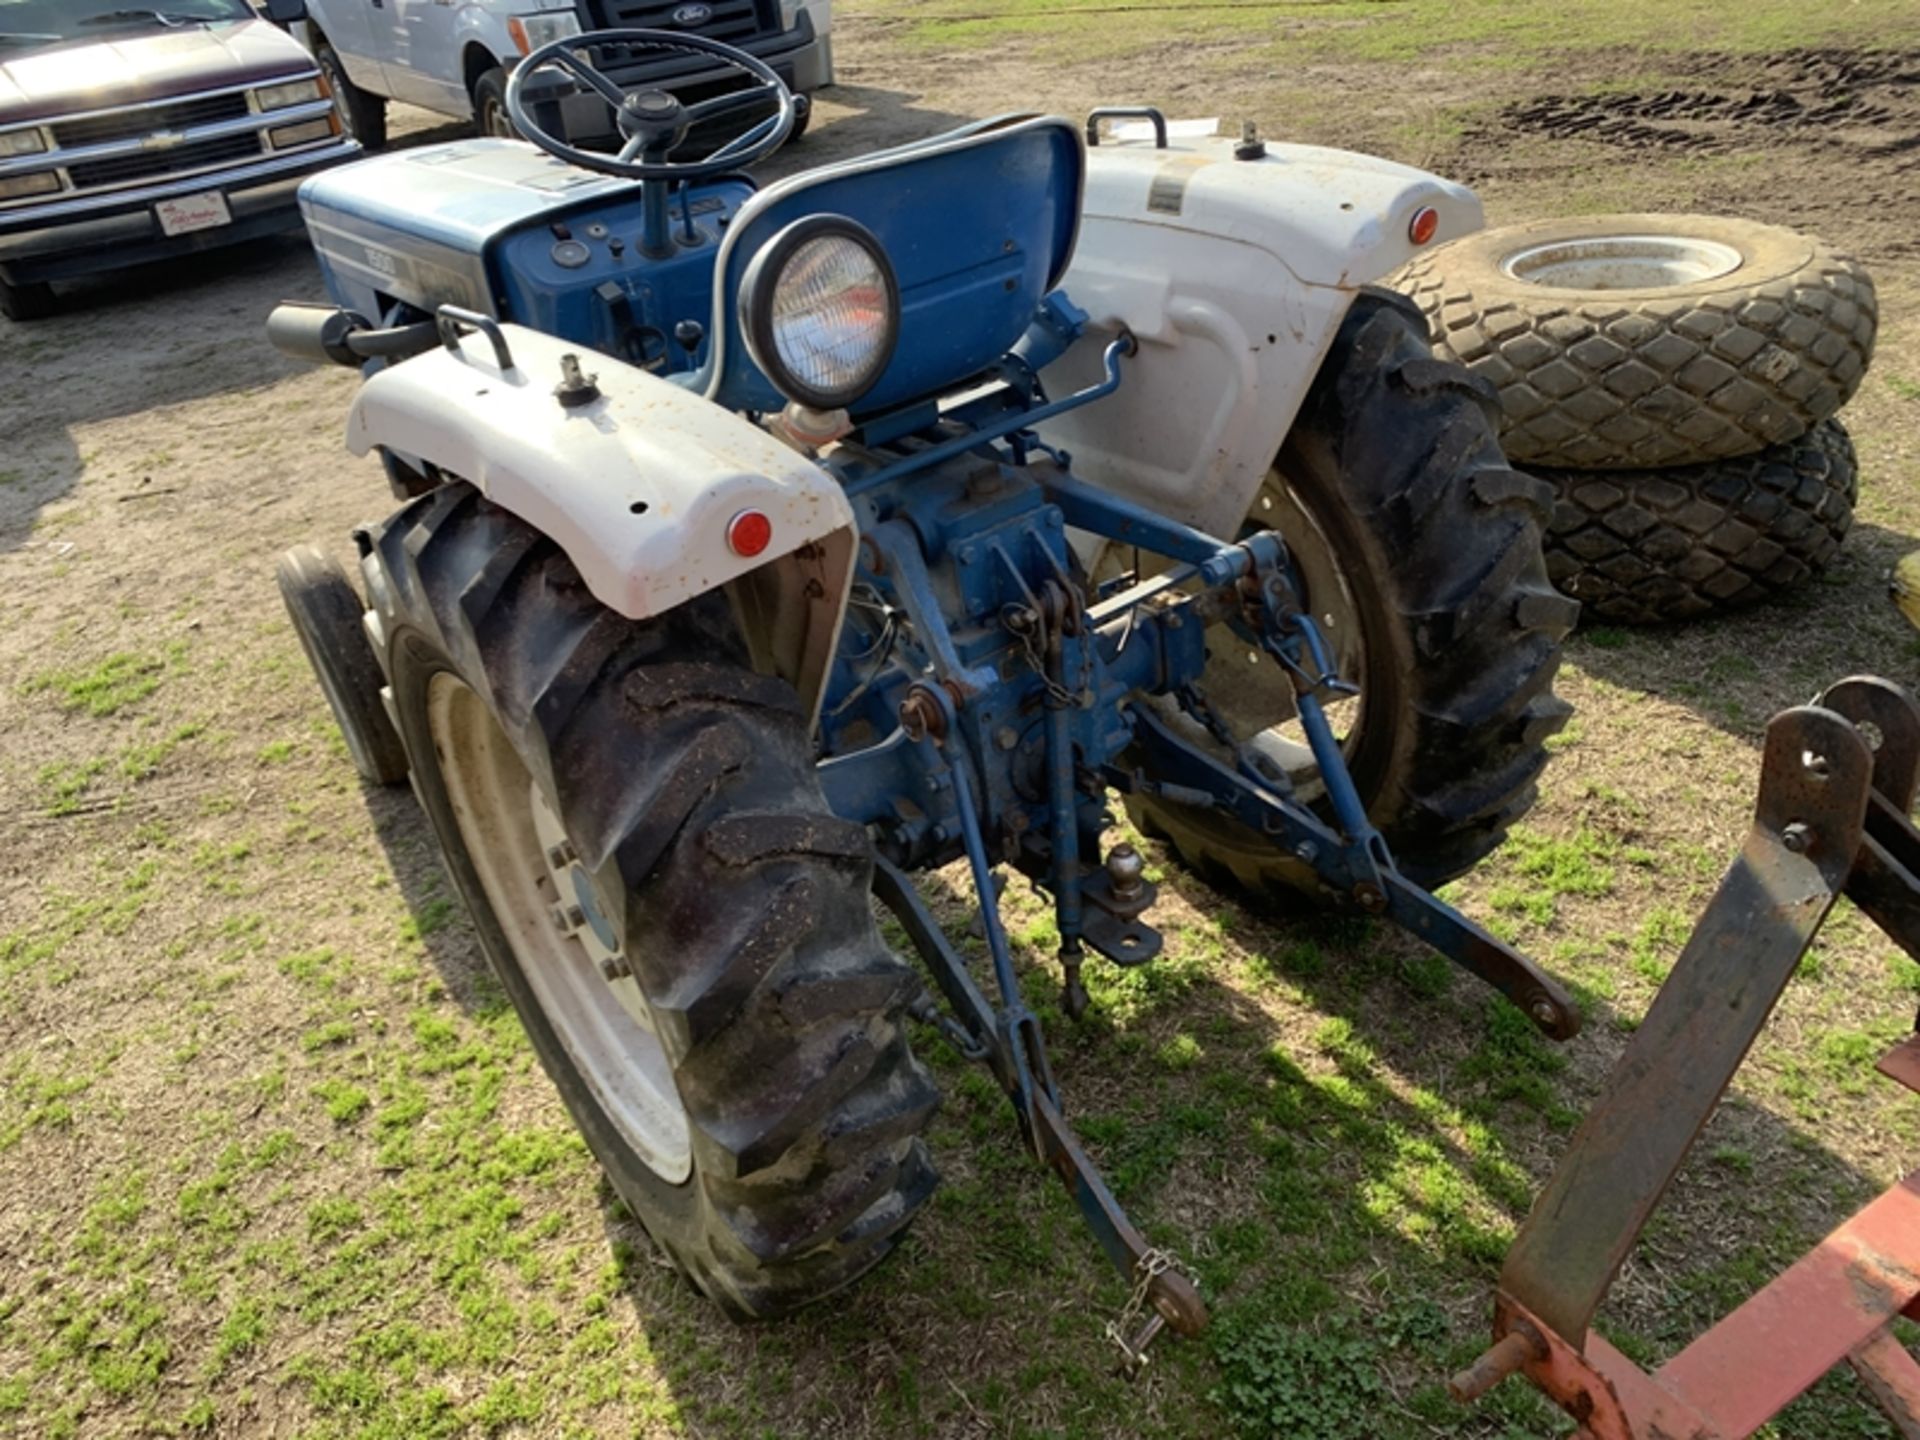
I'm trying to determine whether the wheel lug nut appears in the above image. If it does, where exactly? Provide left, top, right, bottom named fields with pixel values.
left=600, top=955, right=632, bottom=982
left=546, top=842, right=575, bottom=869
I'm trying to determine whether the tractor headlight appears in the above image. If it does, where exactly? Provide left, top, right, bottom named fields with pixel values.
left=740, top=215, right=899, bottom=412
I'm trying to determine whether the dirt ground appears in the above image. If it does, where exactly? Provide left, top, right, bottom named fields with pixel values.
left=5, top=5, right=1920, bottom=1438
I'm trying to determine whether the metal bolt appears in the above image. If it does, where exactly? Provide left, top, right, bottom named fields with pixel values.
left=546, top=842, right=575, bottom=870
left=1781, top=822, right=1812, bottom=854
left=600, top=954, right=631, bottom=982
left=996, top=726, right=1019, bottom=751
left=1352, top=881, right=1387, bottom=913
left=957, top=543, right=977, bottom=565
left=1530, top=998, right=1561, bottom=1030
left=1293, top=841, right=1318, bottom=865
left=563, top=904, right=587, bottom=930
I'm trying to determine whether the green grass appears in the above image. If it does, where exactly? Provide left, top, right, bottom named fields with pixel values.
left=865, top=0, right=1920, bottom=67
left=7, top=2, right=1920, bottom=1436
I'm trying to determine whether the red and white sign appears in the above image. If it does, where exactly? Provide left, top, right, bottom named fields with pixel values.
left=155, top=191, right=232, bottom=238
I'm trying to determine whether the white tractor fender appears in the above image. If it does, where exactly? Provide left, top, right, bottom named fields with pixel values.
left=347, top=323, right=858, bottom=718
left=1040, top=133, right=1486, bottom=546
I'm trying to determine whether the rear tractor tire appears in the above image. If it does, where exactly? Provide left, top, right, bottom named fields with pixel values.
left=365, top=486, right=939, bottom=1318
left=1128, top=289, right=1576, bottom=896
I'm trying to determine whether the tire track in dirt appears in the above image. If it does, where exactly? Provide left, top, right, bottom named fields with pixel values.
left=1456, top=48, right=1920, bottom=261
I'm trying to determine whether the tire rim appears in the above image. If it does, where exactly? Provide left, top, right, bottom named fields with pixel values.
left=427, top=672, right=692, bottom=1182
left=319, top=55, right=356, bottom=139
left=1500, top=234, right=1743, bottom=289
left=1146, top=467, right=1366, bottom=803
left=481, top=97, right=515, bottom=138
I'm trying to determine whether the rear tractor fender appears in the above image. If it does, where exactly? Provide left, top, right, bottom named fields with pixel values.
left=346, top=321, right=857, bottom=721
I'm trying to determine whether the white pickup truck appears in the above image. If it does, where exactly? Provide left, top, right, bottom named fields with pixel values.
left=264, top=0, right=831, bottom=148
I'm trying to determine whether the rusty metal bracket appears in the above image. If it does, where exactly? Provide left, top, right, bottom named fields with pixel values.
left=1453, top=682, right=1920, bottom=1439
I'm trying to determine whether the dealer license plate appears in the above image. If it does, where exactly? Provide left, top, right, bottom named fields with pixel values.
left=155, top=191, right=232, bottom=238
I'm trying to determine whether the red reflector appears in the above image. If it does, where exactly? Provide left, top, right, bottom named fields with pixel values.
left=1409, top=206, right=1440, bottom=246
left=727, top=509, right=773, bottom=557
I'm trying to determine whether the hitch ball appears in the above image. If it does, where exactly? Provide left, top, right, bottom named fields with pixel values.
left=1106, top=842, right=1146, bottom=902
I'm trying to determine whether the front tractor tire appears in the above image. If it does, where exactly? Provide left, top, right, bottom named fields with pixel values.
left=366, top=486, right=939, bottom=1318
left=1130, top=289, right=1577, bottom=894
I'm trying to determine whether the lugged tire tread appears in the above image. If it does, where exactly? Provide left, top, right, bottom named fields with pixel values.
left=1537, top=418, right=1857, bottom=624
left=1129, top=289, right=1573, bottom=893
left=1393, top=215, right=1877, bottom=470
left=366, top=487, right=939, bottom=1319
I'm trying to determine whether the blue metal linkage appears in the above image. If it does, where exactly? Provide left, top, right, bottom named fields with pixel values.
left=843, top=334, right=1135, bottom=498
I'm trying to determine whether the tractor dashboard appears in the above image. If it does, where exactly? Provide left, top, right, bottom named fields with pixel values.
left=296, top=137, right=755, bottom=377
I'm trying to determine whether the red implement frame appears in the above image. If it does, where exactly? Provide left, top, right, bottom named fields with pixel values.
left=1452, top=677, right=1920, bottom=1439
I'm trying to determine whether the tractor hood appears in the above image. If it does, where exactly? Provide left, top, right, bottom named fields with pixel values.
left=0, top=19, right=309, bottom=124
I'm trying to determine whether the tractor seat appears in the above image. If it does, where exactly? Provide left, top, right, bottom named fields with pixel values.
left=701, top=113, right=1085, bottom=417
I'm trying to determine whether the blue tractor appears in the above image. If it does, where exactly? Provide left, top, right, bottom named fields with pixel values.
left=270, top=31, right=1577, bottom=1358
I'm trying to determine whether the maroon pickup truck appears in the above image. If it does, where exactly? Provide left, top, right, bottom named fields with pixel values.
left=0, top=0, right=359, bottom=321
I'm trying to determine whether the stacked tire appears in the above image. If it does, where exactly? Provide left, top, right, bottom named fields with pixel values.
left=1395, top=215, right=1876, bottom=623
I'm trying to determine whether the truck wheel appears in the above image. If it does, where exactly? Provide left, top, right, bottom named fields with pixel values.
left=473, top=68, right=515, bottom=138
left=1127, top=289, right=1575, bottom=893
left=276, top=545, right=409, bottom=785
left=0, top=275, right=57, bottom=323
left=317, top=41, right=387, bottom=149
left=366, top=486, right=939, bottom=1318
left=1539, top=419, right=1857, bottom=624
left=1396, top=215, right=1876, bottom=471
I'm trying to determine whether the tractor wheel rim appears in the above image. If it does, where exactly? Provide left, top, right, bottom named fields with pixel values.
left=1192, top=468, right=1367, bottom=800
left=427, top=672, right=692, bottom=1183
left=1500, top=234, right=1744, bottom=290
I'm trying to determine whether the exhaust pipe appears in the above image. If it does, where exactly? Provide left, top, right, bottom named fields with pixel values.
left=268, top=303, right=440, bottom=367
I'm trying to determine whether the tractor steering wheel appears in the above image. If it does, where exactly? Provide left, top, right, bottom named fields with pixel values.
left=506, top=29, right=796, bottom=180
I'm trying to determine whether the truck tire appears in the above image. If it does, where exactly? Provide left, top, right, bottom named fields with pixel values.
left=365, top=485, right=939, bottom=1318
left=1539, top=419, right=1856, bottom=625
left=0, top=275, right=57, bottom=323
left=317, top=41, right=387, bottom=149
left=472, top=67, right=515, bottom=139
left=1395, top=215, right=1876, bottom=470
left=276, top=544, right=409, bottom=785
left=1127, top=289, right=1575, bottom=893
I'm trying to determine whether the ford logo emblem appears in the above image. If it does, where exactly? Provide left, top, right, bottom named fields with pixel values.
left=671, top=3, right=712, bottom=24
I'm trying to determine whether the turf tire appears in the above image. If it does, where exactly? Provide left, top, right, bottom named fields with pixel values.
left=366, top=485, right=940, bottom=1319
left=1128, top=289, right=1576, bottom=893
left=1395, top=214, right=1876, bottom=470
left=1539, top=419, right=1856, bottom=624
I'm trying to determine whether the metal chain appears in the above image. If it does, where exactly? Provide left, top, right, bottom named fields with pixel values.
left=1105, top=1247, right=1187, bottom=1372
left=1004, top=603, right=1078, bottom=708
